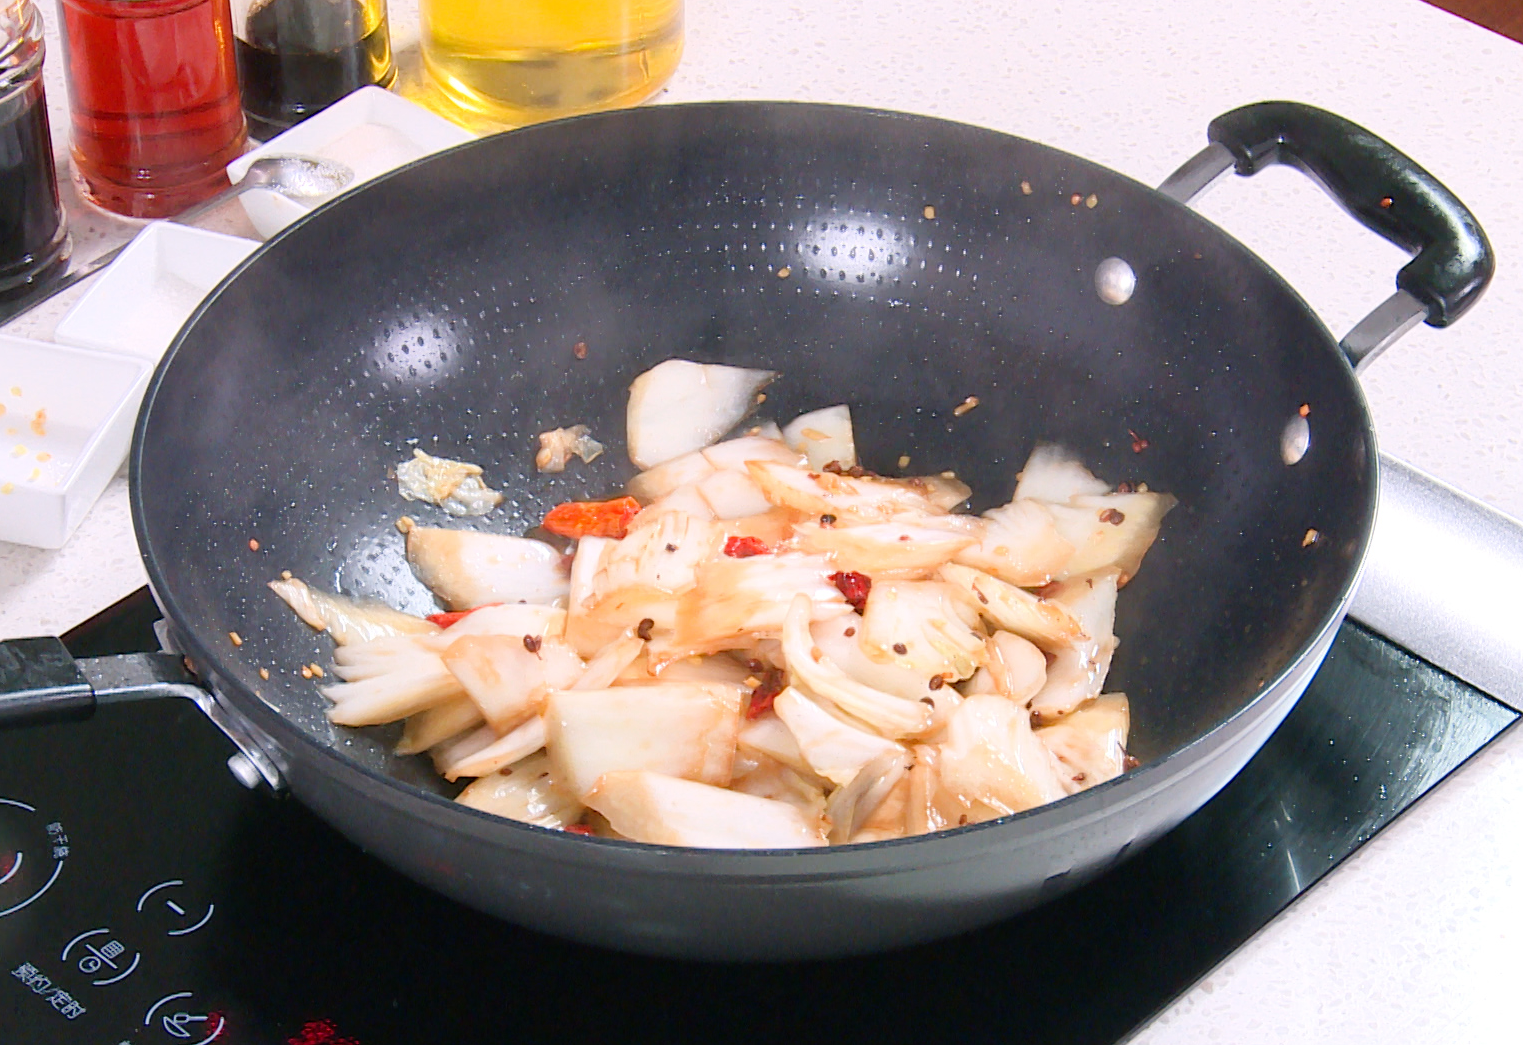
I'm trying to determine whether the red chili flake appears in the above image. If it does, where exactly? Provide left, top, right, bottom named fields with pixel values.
left=830, top=570, right=872, bottom=613
left=522, top=634, right=543, bottom=654
left=426, top=602, right=504, bottom=627
left=1298, top=403, right=1311, bottom=418
left=1099, top=508, right=1126, bottom=526
left=724, top=535, right=771, bottom=558
left=746, top=668, right=787, bottom=718
left=1122, top=754, right=1141, bottom=771
left=821, top=461, right=869, bottom=478
left=1379, top=196, right=1394, bottom=209
left=542, top=496, right=642, bottom=539
left=563, top=824, right=595, bottom=836
left=636, top=618, right=655, bottom=640
left=1115, top=481, right=1135, bottom=494
left=1128, top=429, right=1150, bottom=453
left=573, top=340, right=589, bottom=359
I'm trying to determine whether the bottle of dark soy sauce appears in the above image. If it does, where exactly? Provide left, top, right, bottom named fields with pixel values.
left=0, top=0, right=68, bottom=297
left=233, top=0, right=396, bottom=140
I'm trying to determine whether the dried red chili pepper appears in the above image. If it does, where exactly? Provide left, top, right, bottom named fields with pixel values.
left=541, top=496, right=642, bottom=539
left=425, top=602, right=504, bottom=627
left=723, top=535, right=770, bottom=558
left=830, top=570, right=872, bottom=613
left=746, top=668, right=787, bottom=719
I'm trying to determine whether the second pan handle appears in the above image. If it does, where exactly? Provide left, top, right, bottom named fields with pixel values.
left=1159, top=101, right=1495, bottom=368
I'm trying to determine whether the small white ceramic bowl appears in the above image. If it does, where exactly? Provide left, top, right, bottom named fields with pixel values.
left=53, top=222, right=260, bottom=363
left=0, top=336, right=148, bottom=549
left=229, top=86, right=475, bottom=239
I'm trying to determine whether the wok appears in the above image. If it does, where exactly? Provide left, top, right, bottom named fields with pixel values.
left=0, top=100, right=1492, bottom=959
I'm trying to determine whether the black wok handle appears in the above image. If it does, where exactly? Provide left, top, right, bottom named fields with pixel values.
left=1206, top=101, right=1494, bottom=329
left=0, top=638, right=94, bottom=725
left=0, top=638, right=201, bottom=727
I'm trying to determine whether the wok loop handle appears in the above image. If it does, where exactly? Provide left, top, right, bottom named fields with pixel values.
left=0, top=637, right=200, bottom=727
left=0, top=637, right=284, bottom=790
left=1159, top=101, right=1495, bottom=370
left=0, top=638, right=94, bottom=726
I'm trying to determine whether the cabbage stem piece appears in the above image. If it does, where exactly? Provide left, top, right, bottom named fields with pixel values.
left=952, top=499, right=1076, bottom=587
left=396, top=695, right=484, bottom=755
left=772, top=687, right=904, bottom=786
left=545, top=683, right=744, bottom=797
left=441, top=715, right=549, bottom=781
left=937, top=694, right=1068, bottom=819
left=456, top=751, right=583, bottom=828
left=442, top=634, right=584, bottom=732
left=269, top=577, right=440, bottom=645
left=782, top=405, right=856, bottom=471
left=938, top=562, right=1086, bottom=650
left=406, top=527, right=569, bottom=610
left=321, top=662, right=463, bottom=726
left=781, top=594, right=929, bottom=738
left=1029, top=572, right=1120, bottom=718
left=626, top=360, right=777, bottom=469
left=824, top=747, right=911, bottom=844
left=1036, top=693, right=1131, bottom=794
left=585, top=770, right=825, bottom=848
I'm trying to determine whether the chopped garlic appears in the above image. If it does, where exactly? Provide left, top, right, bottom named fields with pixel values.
left=395, top=449, right=503, bottom=517
left=535, top=424, right=605, bottom=473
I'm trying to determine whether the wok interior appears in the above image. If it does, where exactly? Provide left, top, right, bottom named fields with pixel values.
left=136, top=103, right=1374, bottom=798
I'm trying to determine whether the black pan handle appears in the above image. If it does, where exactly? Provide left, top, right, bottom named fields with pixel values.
left=0, top=637, right=285, bottom=789
left=0, top=638, right=95, bottom=726
left=0, top=638, right=200, bottom=726
left=1208, top=101, right=1493, bottom=328
left=1159, top=101, right=1494, bottom=368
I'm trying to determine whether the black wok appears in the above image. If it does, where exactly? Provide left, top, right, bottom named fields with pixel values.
left=0, top=101, right=1492, bottom=959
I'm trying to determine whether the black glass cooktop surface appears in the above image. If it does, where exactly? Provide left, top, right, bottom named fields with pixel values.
left=1, top=589, right=1515, bottom=1045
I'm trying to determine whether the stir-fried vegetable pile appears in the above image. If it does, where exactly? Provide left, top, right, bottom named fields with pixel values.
left=272, top=360, right=1175, bottom=848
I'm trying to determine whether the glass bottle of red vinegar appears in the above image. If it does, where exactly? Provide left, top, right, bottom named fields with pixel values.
left=57, top=0, right=248, bottom=218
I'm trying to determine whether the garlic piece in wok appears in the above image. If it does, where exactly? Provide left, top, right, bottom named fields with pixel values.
left=396, top=448, right=504, bottom=516
left=535, top=425, right=605, bottom=473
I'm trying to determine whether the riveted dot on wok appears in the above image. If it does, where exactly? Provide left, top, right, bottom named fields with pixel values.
left=1281, top=414, right=1311, bottom=465
left=1095, top=257, right=1137, bottom=305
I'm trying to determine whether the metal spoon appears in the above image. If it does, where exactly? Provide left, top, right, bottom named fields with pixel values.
left=0, top=155, right=355, bottom=325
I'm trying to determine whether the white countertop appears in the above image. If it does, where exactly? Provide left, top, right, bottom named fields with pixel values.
left=2, top=1, right=1519, bottom=1040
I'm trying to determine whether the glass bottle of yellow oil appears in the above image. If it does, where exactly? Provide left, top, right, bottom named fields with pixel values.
left=418, top=0, right=683, bottom=130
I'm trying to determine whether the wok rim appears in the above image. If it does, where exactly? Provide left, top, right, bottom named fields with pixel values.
left=129, top=99, right=1381, bottom=868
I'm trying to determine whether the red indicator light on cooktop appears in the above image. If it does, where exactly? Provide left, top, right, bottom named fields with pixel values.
left=288, top=1018, right=361, bottom=1045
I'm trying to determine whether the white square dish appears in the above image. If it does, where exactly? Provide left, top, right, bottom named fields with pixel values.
left=52, top=222, right=261, bottom=363
left=0, top=336, right=148, bottom=549
left=229, top=86, right=475, bottom=239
